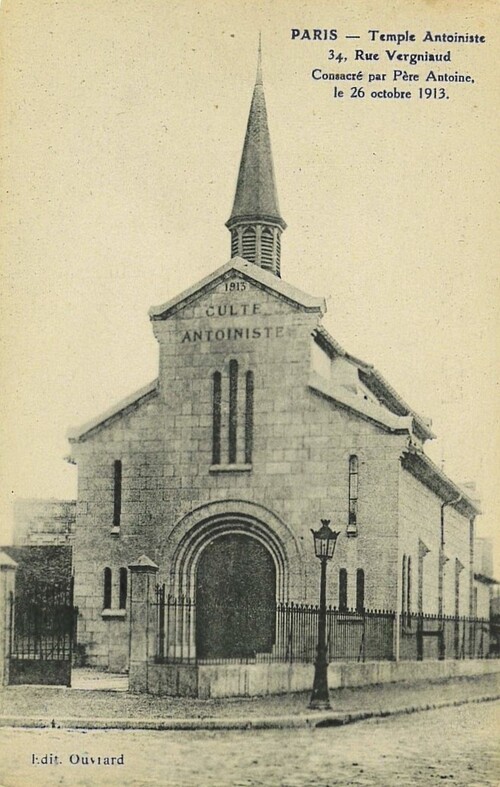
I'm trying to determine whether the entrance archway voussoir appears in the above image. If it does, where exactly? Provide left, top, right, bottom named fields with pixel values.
left=164, top=500, right=302, bottom=601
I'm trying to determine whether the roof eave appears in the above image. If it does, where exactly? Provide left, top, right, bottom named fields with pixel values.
left=68, top=380, right=159, bottom=444
left=226, top=214, right=287, bottom=231
left=309, top=375, right=412, bottom=435
left=313, top=330, right=435, bottom=441
left=401, top=449, right=481, bottom=517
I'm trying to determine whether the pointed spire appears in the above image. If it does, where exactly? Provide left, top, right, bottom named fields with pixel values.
left=226, top=39, right=286, bottom=277
left=256, top=32, right=263, bottom=86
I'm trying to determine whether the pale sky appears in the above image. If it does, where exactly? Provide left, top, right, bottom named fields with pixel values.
left=1, top=1, right=499, bottom=572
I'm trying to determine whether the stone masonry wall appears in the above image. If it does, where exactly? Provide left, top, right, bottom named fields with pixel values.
left=398, top=469, right=471, bottom=616
left=71, top=273, right=409, bottom=667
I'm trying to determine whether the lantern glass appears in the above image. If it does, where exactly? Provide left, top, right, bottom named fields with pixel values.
left=311, top=519, right=339, bottom=560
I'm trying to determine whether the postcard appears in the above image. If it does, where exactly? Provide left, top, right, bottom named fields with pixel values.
left=1, top=1, right=498, bottom=785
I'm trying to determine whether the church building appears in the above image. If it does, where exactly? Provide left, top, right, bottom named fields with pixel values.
left=66, top=50, right=480, bottom=672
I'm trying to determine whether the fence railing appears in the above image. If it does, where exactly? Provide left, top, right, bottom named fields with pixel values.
left=154, top=588, right=493, bottom=665
left=399, top=611, right=491, bottom=661
left=9, top=580, right=75, bottom=662
left=276, top=602, right=395, bottom=664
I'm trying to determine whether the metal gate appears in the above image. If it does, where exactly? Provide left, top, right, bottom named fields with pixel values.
left=9, top=578, right=76, bottom=686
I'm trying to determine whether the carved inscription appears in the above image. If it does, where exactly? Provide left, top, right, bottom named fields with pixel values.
left=180, top=296, right=284, bottom=343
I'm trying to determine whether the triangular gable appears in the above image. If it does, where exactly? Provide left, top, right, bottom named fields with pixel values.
left=149, top=257, right=326, bottom=321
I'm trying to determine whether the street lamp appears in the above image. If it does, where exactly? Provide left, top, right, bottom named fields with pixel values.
left=309, top=519, right=340, bottom=710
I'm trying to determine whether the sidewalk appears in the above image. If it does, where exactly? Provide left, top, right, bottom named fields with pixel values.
left=0, top=672, right=498, bottom=731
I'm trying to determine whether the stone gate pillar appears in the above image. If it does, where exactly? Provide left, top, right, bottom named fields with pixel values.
left=128, top=555, right=159, bottom=693
left=0, top=551, right=17, bottom=687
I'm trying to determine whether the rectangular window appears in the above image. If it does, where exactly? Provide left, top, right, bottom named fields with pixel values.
left=228, top=360, right=238, bottom=463
left=356, top=569, right=365, bottom=612
left=211, top=363, right=254, bottom=469
left=113, top=460, right=122, bottom=528
left=348, top=455, right=358, bottom=527
left=119, top=568, right=127, bottom=610
left=103, top=567, right=112, bottom=609
left=339, top=568, right=348, bottom=612
left=212, top=372, right=222, bottom=464
left=245, top=371, right=254, bottom=464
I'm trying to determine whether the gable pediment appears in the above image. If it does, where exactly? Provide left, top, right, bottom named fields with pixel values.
left=149, top=257, right=325, bottom=321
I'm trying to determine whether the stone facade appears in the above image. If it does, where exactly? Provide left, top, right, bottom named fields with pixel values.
left=474, top=538, right=497, bottom=620
left=398, top=470, right=473, bottom=618
left=67, top=259, right=480, bottom=669
left=61, top=52, right=482, bottom=672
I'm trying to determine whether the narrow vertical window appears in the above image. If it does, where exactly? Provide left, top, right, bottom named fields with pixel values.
left=119, top=568, right=127, bottom=610
left=356, top=569, right=365, bottom=612
left=245, top=371, right=254, bottom=464
left=212, top=372, right=222, bottom=464
left=103, top=567, right=112, bottom=609
left=348, top=455, right=358, bottom=527
left=228, top=360, right=238, bottom=463
left=113, top=460, right=122, bottom=528
left=339, top=568, right=348, bottom=612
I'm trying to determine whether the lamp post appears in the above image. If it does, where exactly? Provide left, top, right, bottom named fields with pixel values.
left=309, top=519, right=340, bottom=710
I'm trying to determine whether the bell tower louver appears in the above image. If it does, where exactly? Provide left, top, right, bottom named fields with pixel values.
left=226, top=41, right=286, bottom=277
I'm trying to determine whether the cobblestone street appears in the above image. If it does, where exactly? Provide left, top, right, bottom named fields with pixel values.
left=0, top=699, right=498, bottom=786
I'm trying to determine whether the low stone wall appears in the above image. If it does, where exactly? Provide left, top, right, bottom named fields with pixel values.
left=333, top=659, right=500, bottom=691
left=198, top=662, right=314, bottom=699
left=132, top=658, right=500, bottom=699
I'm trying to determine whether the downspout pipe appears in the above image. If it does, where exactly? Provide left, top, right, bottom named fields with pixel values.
left=440, top=494, right=463, bottom=549
left=438, top=494, right=462, bottom=659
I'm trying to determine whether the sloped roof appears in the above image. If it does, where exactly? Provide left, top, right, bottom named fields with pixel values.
left=312, top=326, right=435, bottom=441
left=309, top=371, right=414, bottom=434
left=149, top=257, right=326, bottom=320
left=68, top=379, right=158, bottom=443
left=401, top=447, right=481, bottom=517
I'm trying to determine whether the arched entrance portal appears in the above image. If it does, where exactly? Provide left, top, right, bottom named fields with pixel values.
left=196, top=532, right=276, bottom=660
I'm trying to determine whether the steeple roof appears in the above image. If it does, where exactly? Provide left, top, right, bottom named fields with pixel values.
left=227, top=43, right=285, bottom=229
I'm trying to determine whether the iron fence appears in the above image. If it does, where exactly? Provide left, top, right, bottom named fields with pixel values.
left=10, top=581, right=75, bottom=662
left=399, top=612, right=491, bottom=661
left=9, top=579, right=76, bottom=686
left=276, top=602, right=395, bottom=664
left=154, top=586, right=394, bottom=664
left=154, top=587, right=494, bottom=665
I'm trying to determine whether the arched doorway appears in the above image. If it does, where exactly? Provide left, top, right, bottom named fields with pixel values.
left=195, top=532, right=276, bottom=660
